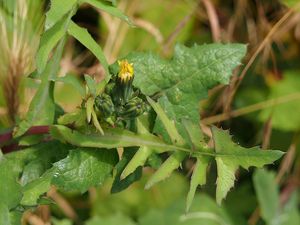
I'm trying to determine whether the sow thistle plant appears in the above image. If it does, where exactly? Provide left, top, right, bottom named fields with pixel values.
left=0, top=0, right=284, bottom=222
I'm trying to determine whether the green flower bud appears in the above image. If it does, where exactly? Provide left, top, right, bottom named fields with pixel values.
left=118, top=97, right=147, bottom=119
left=95, top=93, right=115, bottom=118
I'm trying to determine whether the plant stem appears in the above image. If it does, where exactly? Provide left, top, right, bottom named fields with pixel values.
left=0, top=125, right=49, bottom=153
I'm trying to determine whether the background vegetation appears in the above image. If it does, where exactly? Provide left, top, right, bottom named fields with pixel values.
left=0, top=0, right=299, bottom=224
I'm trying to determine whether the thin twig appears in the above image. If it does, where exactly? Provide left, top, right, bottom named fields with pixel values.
left=0, top=125, right=49, bottom=153
left=202, top=0, right=221, bottom=42
left=201, top=92, right=300, bottom=125
left=47, top=186, right=78, bottom=221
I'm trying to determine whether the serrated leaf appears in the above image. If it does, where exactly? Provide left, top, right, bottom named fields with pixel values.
left=52, top=147, right=118, bottom=192
left=126, top=44, right=246, bottom=139
left=68, top=22, right=109, bottom=79
left=212, top=127, right=284, bottom=204
left=253, top=169, right=280, bottom=224
left=82, top=0, right=132, bottom=25
left=45, top=0, right=78, bottom=30
left=183, top=120, right=211, bottom=212
left=21, top=169, right=55, bottom=206
left=0, top=141, right=71, bottom=207
left=19, top=141, right=70, bottom=186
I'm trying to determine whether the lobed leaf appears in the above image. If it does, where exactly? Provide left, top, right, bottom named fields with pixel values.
left=50, top=125, right=181, bottom=152
left=212, top=127, right=284, bottom=204
left=52, top=147, right=118, bottom=193
left=126, top=44, right=247, bottom=139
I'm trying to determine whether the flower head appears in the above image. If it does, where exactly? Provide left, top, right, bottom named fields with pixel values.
left=118, top=60, right=134, bottom=83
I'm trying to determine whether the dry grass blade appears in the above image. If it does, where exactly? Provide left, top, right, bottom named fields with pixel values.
left=0, top=0, right=44, bottom=124
left=227, top=4, right=300, bottom=105
left=201, top=0, right=221, bottom=42
left=47, top=186, right=78, bottom=222
left=133, top=18, right=164, bottom=44
left=202, top=93, right=300, bottom=125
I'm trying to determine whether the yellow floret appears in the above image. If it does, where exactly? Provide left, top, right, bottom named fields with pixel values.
left=118, top=60, right=134, bottom=82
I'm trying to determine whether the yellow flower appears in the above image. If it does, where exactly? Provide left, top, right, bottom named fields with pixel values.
left=118, top=60, right=134, bottom=82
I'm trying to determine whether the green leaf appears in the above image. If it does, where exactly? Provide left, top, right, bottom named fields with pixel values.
left=9, top=211, right=22, bottom=225
left=126, top=44, right=246, bottom=139
left=111, top=147, right=142, bottom=193
left=52, top=147, right=118, bottom=192
left=82, top=0, right=132, bottom=25
left=86, top=97, right=94, bottom=123
left=68, top=22, right=109, bottom=79
left=2, top=141, right=71, bottom=206
left=87, top=213, right=136, bottom=225
left=121, top=116, right=155, bottom=178
left=21, top=169, right=55, bottom=206
left=58, top=108, right=86, bottom=128
left=0, top=203, right=10, bottom=225
left=50, top=125, right=182, bottom=152
left=282, top=0, right=300, bottom=11
left=19, top=141, right=70, bottom=185
left=140, top=194, right=234, bottom=225
left=121, top=146, right=151, bottom=178
left=14, top=80, right=55, bottom=137
left=253, top=169, right=280, bottom=224
left=144, top=97, right=187, bottom=189
left=45, top=0, right=78, bottom=30
left=259, top=72, right=300, bottom=131
left=146, top=96, right=185, bottom=145
left=212, top=127, right=284, bottom=204
left=182, top=119, right=205, bottom=150
left=15, top=36, right=67, bottom=136
left=56, top=74, right=85, bottom=96
left=91, top=110, right=104, bottom=134
left=145, top=151, right=186, bottom=189
left=186, top=157, right=210, bottom=212
left=84, top=74, right=97, bottom=96
left=52, top=218, right=73, bottom=225
left=281, top=192, right=300, bottom=225
left=36, top=17, right=66, bottom=73
left=0, top=158, right=22, bottom=209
